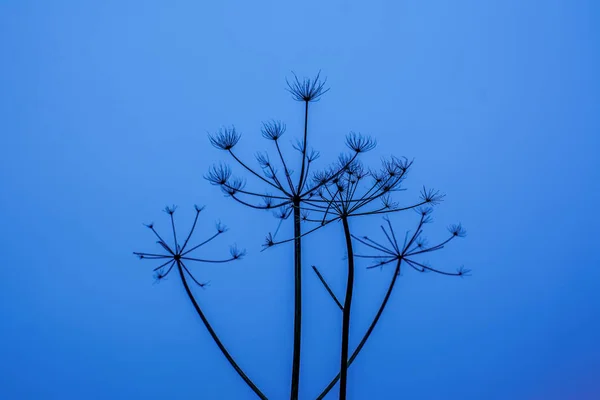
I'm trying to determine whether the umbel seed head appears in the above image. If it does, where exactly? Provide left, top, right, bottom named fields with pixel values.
left=261, top=120, right=286, bottom=141
left=346, top=132, right=377, bottom=153
left=286, top=71, right=330, bottom=102
left=206, top=163, right=232, bottom=186
left=209, top=126, right=241, bottom=150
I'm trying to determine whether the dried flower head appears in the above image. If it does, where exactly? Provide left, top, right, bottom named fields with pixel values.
left=261, top=120, right=286, bottom=141
left=209, top=126, right=241, bottom=150
left=163, top=205, right=177, bottom=215
left=286, top=71, right=330, bottom=102
left=420, top=187, right=445, bottom=205
left=354, top=214, right=468, bottom=278
left=346, top=132, right=377, bottom=153
left=229, top=244, right=246, bottom=259
left=134, top=206, right=242, bottom=287
left=206, top=163, right=232, bottom=186
left=264, top=233, right=274, bottom=248
left=448, top=223, right=467, bottom=237
left=216, top=221, right=227, bottom=233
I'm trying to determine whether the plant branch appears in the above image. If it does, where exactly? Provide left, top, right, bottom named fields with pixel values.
left=312, top=265, right=343, bottom=311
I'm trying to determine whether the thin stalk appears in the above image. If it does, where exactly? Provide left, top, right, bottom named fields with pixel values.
left=339, top=216, right=354, bottom=400
left=297, top=100, right=309, bottom=191
left=312, top=265, right=343, bottom=311
left=316, top=259, right=402, bottom=400
left=291, top=97, right=310, bottom=400
left=177, top=261, right=268, bottom=400
left=290, top=199, right=303, bottom=400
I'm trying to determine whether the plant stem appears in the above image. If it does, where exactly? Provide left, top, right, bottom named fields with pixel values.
left=297, top=100, right=309, bottom=192
left=315, top=259, right=403, bottom=400
left=177, top=261, right=268, bottom=400
left=290, top=200, right=303, bottom=400
left=312, top=265, right=343, bottom=311
left=291, top=95, right=310, bottom=400
left=339, top=216, right=354, bottom=400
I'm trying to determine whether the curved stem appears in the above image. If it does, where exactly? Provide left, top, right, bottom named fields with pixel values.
left=339, top=216, right=354, bottom=400
left=177, top=261, right=268, bottom=400
left=290, top=200, right=303, bottom=400
left=316, top=259, right=402, bottom=400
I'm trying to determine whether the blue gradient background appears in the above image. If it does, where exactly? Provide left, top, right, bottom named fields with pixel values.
left=1, top=1, right=599, bottom=399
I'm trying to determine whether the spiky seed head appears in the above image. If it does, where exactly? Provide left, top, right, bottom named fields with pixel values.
left=274, top=206, right=292, bottom=220
left=420, top=187, right=445, bottom=205
left=216, top=221, right=227, bottom=233
left=209, top=126, right=241, bottom=150
left=291, top=139, right=305, bottom=155
left=301, top=210, right=310, bottom=221
left=312, top=169, right=334, bottom=186
left=382, top=156, right=410, bottom=178
left=370, top=169, right=385, bottom=184
left=416, top=237, right=428, bottom=248
left=381, top=195, right=398, bottom=209
left=394, top=156, right=412, bottom=172
left=230, top=245, right=246, bottom=259
left=261, top=120, right=286, bottom=140
left=336, top=153, right=355, bottom=171
left=205, top=163, right=232, bottom=186
left=264, top=233, right=274, bottom=248
left=286, top=71, right=330, bottom=102
left=164, top=205, right=177, bottom=215
left=262, top=195, right=274, bottom=208
left=194, top=204, right=205, bottom=213
left=448, top=223, right=467, bottom=237
left=346, top=132, right=377, bottom=153
left=307, top=149, right=320, bottom=162
left=154, top=270, right=166, bottom=281
left=256, top=152, right=271, bottom=168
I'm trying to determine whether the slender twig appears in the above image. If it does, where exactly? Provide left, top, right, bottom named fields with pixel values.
left=297, top=100, right=310, bottom=192
left=312, top=265, right=343, bottom=311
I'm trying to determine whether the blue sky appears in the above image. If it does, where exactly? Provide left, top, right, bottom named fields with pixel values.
left=1, top=1, right=599, bottom=399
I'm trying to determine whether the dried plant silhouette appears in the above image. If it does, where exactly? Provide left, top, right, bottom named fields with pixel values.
left=207, top=72, right=373, bottom=400
left=300, top=158, right=449, bottom=399
left=134, top=72, right=468, bottom=400
left=314, top=211, right=468, bottom=399
left=133, top=205, right=268, bottom=400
